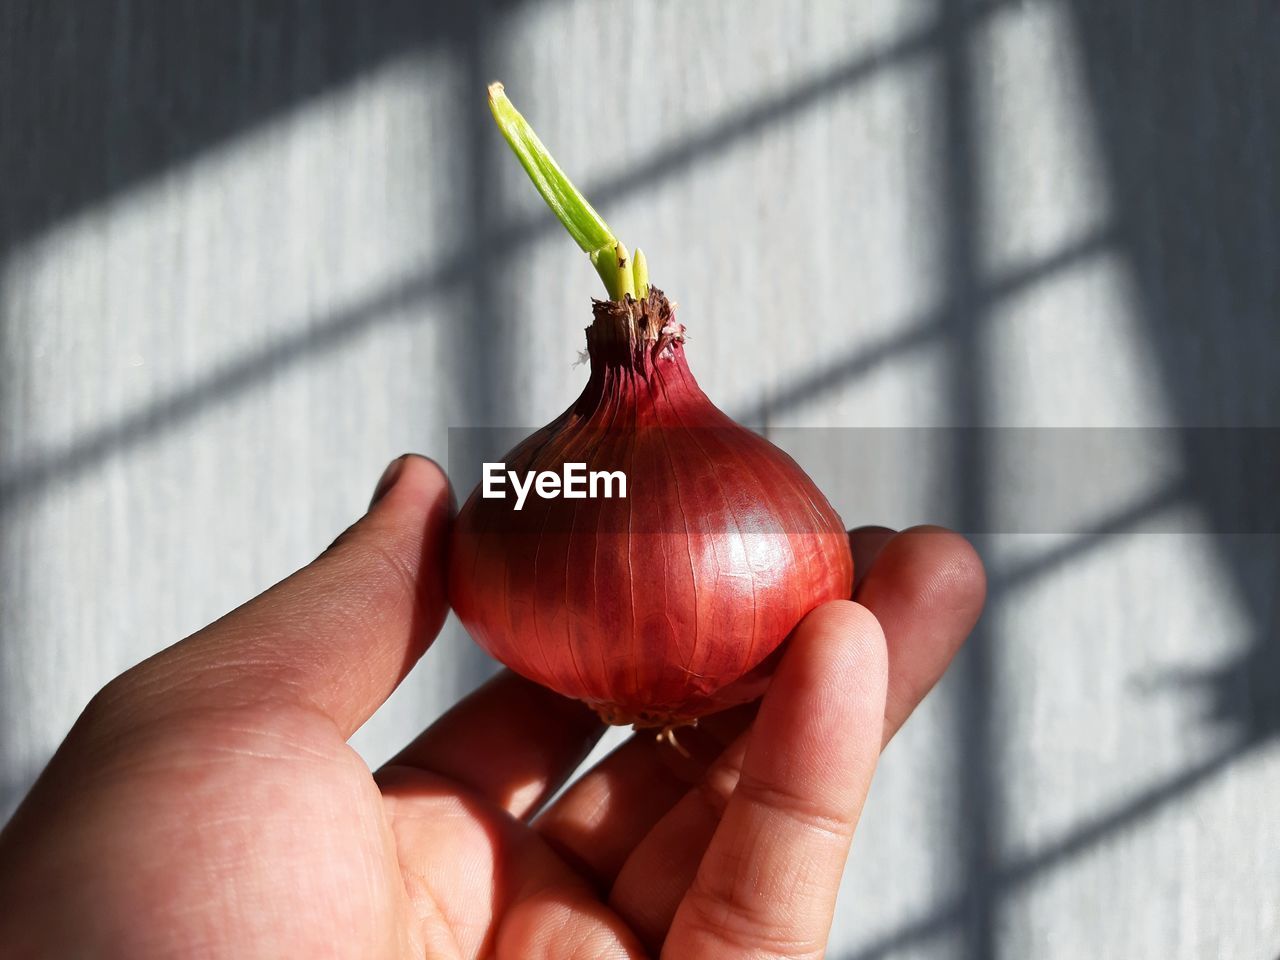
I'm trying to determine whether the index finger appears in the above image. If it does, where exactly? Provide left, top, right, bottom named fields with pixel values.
left=662, top=601, right=888, bottom=960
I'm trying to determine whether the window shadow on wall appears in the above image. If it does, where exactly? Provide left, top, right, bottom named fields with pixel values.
left=0, top=0, right=530, bottom=814
left=1066, top=0, right=1280, bottom=751
left=833, top=1, right=1280, bottom=956
left=0, top=1, right=530, bottom=261
left=1, top=5, right=1275, bottom=950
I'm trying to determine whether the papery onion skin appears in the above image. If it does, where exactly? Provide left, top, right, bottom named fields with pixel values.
left=448, top=291, right=853, bottom=726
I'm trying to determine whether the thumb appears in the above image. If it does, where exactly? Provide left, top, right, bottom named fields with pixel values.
left=99, top=454, right=454, bottom=737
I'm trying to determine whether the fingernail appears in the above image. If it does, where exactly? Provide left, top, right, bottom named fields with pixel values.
left=369, top=455, right=409, bottom=509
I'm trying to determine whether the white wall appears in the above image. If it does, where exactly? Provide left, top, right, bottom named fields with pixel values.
left=2, top=2, right=1277, bottom=957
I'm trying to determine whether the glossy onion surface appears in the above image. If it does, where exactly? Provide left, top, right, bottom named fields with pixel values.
left=449, top=292, right=853, bottom=725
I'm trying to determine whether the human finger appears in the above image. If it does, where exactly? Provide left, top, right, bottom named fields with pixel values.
left=856, top=525, right=985, bottom=745
left=378, top=670, right=604, bottom=820
left=661, top=600, right=887, bottom=959
left=94, top=454, right=453, bottom=737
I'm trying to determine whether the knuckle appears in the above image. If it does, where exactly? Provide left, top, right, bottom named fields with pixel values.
left=76, top=672, right=133, bottom=733
left=679, top=882, right=823, bottom=959
left=326, top=529, right=424, bottom=618
left=733, top=774, right=857, bottom=841
left=692, top=768, right=735, bottom=820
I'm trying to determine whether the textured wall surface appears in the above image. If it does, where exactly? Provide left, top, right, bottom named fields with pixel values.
left=2, top=2, right=1278, bottom=957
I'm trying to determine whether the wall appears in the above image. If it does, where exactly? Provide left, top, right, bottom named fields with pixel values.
left=2, top=2, right=1277, bottom=957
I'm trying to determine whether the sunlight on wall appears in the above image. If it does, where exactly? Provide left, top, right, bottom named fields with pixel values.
left=975, top=2, right=1170, bottom=428
left=0, top=48, right=472, bottom=819
left=2, top=50, right=457, bottom=465
left=2, top=2, right=1274, bottom=955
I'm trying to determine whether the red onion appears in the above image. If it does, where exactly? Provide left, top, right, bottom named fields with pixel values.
left=448, top=86, right=853, bottom=728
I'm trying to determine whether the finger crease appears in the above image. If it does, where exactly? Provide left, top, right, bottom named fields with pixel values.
left=732, top=774, right=857, bottom=841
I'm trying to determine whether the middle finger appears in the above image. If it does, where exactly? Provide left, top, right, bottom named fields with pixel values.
left=534, top=704, right=755, bottom=888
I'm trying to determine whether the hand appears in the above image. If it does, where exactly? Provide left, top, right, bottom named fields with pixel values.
left=0, top=454, right=984, bottom=959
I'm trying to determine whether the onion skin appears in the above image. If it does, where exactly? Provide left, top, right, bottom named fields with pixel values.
left=448, top=290, right=853, bottom=726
